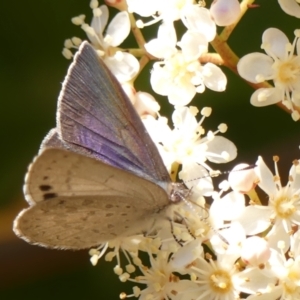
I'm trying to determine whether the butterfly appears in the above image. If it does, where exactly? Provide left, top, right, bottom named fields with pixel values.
left=13, top=41, right=188, bottom=250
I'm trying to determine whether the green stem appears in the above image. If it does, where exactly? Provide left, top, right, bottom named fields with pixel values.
left=128, top=13, right=146, bottom=49
left=247, top=189, right=261, bottom=205
left=139, top=55, right=150, bottom=73
left=170, top=162, right=180, bottom=182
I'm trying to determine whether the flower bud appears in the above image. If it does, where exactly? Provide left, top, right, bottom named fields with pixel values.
left=241, top=236, right=271, bottom=266
left=228, top=163, right=257, bottom=193
left=210, top=0, right=241, bottom=26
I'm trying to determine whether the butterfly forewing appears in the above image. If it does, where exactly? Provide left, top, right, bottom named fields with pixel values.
left=57, top=42, right=171, bottom=186
left=15, top=148, right=170, bottom=249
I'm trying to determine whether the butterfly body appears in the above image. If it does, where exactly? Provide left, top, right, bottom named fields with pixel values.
left=13, top=42, right=184, bottom=249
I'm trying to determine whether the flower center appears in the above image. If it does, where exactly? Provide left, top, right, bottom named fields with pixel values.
left=209, top=270, right=232, bottom=293
left=175, top=0, right=187, bottom=10
left=165, top=53, right=199, bottom=87
left=283, top=280, right=298, bottom=295
left=274, top=196, right=296, bottom=218
left=276, top=56, right=300, bottom=86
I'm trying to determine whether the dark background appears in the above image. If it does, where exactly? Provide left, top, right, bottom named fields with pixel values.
left=1, top=0, right=300, bottom=299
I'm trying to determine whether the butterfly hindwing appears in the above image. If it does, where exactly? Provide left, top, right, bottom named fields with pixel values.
left=14, top=196, right=156, bottom=249
left=14, top=148, right=170, bottom=249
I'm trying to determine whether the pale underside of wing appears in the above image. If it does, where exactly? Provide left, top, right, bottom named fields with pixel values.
left=24, top=148, right=169, bottom=205
left=16, top=148, right=170, bottom=249
left=14, top=195, right=158, bottom=249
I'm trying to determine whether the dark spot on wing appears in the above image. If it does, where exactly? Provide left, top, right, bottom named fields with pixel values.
left=105, top=204, right=113, bottom=209
left=43, top=176, right=49, bottom=180
left=39, top=184, right=52, bottom=191
left=43, top=192, right=58, bottom=200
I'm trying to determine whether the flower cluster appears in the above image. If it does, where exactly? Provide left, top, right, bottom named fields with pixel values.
left=58, top=0, right=300, bottom=299
left=238, top=28, right=300, bottom=121
left=88, top=156, right=300, bottom=300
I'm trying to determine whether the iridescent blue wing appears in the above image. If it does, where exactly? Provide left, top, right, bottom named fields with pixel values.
left=46, top=42, right=170, bottom=186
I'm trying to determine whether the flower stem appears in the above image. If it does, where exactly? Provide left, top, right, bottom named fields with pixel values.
left=170, top=162, right=180, bottom=182
left=220, top=0, right=256, bottom=41
left=247, top=189, right=261, bottom=205
left=139, top=55, right=150, bottom=73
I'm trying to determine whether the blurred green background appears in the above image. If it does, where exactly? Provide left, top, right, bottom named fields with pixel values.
left=1, top=0, right=300, bottom=299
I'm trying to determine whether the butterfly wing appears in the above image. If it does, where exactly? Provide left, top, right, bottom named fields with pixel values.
left=14, top=148, right=170, bottom=249
left=55, top=41, right=170, bottom=187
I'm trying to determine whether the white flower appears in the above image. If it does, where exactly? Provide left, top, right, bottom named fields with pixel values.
left=278, top=0, right=300, bottom=18
left=123, top=250, right=194, bottom=300
left=146, top=23, right=226, bottom=105
left=63, top=2, right=139, bottom=82
left=143, top=106, right=237, bottom=181
left=181, top=5, right=217, bottom=42
left=236, top=156, right=300, bottom=251
left=89, top=235, right=144, bottom=267
left=265, top=237, right=300, bottom=300
left=128, top=0, right=214, bottom=37
left=210, top=191, right=246, bottom=223
left=237, top=28, right=300, bottom=121
left=188, top=250, right=272, bottom=299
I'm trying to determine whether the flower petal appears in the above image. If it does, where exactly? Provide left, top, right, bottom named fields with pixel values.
left=182, top=6, right=216, bottom=42
left=237, top=53, right=274, bottom=83
left=127, top=0, right=160, bottom=17
left=236, top=205, right=272, bottom=235
left=106, top=11, right=130, bottom=47
left=205, top=136, right=237, bottom=163
left=91, top=5, right=109, bottom=35
left=179, top=31, right=208, bottom=60
left=145, top=23, right=177, bottom=58
left=168, top=82, right=196, bottom=106
left=202, top=63, right=227, bottom=91
left=278, top=0, right=300, bottom=18
left=255, top=156, right=277, bottom=195
left=262, top=28, right=289, bottom=60
left=250, top=87, right=282, bottom=107
left=179, top=162, right=214, bottom=196
left=212, top=191, right=245, bottom=221
left=104, top=52, right=139, bottom=82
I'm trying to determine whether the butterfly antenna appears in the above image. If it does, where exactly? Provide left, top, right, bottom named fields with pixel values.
left=168, top=218, right=184, bottom=246
left=183, top=164, right=257, bottom=184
